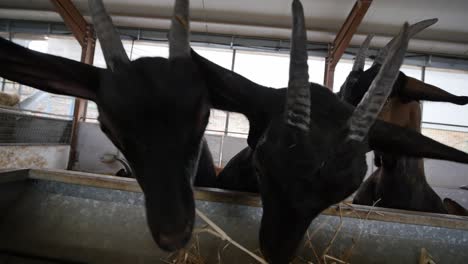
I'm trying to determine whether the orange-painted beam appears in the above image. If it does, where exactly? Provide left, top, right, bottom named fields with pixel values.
left=50, top=0, right=89, bottom=47
left=324, top=0, right=372, bottom=89
left=50, top=0, right=96, bottom=170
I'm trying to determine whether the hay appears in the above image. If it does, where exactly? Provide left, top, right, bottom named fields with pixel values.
left=194, top=209, right=267, bottom=264
left=322, top=205, right=344, bottom=257
left=166, top=250, right=205, bottom=264
left=304, top=231, right=322, bottom=264
left=301, top=200, right=385, bottom=264
left=162, top=241, right=205, bottom=264
left=0, top=92, right=20, bottom=107
left=341, top=198, right=382, bottom=262
left=162, top=230, right=206, bottom=264
left=166, top=198, right=389, bottom=264
left=419, top=248, right=436, bottom=264
left=324, top=254, right=349, bottom=264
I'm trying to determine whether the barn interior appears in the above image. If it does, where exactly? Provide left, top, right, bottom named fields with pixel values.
left=0, top=0, right=467, bottom=263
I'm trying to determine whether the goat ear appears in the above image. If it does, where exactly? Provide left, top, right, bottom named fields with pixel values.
left=443, top=198, right=468, bottom=216
left=398, top=76, right=468, bottom=105
left=369, top=120, right=468, bottom=164
left=191, top=49, right=284, bottom=148
left=0, top=37, right=101, bottom=101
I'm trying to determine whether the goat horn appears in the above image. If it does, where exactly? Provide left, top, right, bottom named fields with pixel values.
left=88, top=0, right=130, bottom=71
left=353, top=34, right=374, bottom=72
left=400, top=76, right=468, bottom=105
left=373, top=18, right=437, bottom=66
left=169, top=0, right=191, bottom=59
left=348, top=23, right=410, bottom=142
left=338, top=34, right=374, bottom=98
left=286, top=0, right=310, bottom=131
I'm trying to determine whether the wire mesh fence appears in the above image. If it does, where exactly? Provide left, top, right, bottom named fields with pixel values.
left=0, top=108, right=72, bottom=145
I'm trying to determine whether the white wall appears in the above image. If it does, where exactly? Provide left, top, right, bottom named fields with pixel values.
left=72, top=122, right=122, bottom=175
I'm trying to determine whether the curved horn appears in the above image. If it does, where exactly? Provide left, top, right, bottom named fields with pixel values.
left=401, top=76, right=468, bottom=105
left=348, top=23, right=410, bottom=142
left=286, top=0, right=310, bottom=131
left=169, top=0, right=190, bottom=59
left=353, top=34, right=374, bottom=71
left=337, top=35, right=374, bottom=101
left=373, top=18, right=437, bottom=66
left=89, top=0, right=129, bottom=71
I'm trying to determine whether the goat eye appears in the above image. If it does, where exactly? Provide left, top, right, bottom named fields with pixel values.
left=319, top=161, right=326, bottom=168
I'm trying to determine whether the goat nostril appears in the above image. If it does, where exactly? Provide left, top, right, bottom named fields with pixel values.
left=159, top=234, right=175, bottom=246
left=157, top=230, right=192, bottom=252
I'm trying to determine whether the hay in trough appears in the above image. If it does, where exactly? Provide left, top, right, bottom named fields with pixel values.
left=165, top=199, right=393, bottom=264
left=419, top=248, right=436, bottom=264
left=164, top=209, right=267, bottom=264
left=195, top=209, right=267, bottom=264
left=0, top=91, right=20, bottom=107
left=162, top=236, right=205, bottom=264
left=301, top=200, right=385, bottom=264
left=165, top=249, right=205, bottom=264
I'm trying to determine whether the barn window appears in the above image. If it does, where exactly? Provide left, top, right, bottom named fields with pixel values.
left=1, top=34, right=78, bottom=119
left=400, top=64, right=423, bottom=80
left=422, top=68, right=468, bottom=153
left=333, top=59, right=353, bottom=93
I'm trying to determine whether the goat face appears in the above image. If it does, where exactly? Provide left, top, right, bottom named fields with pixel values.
left=0, top=0, right=209, bottom=252
left=251, top=1, right=411, bottom=262
left=0, top=38, right=208, bottom=251
left=193, top=10, right=468, bottom=263
left=89, top=0, right=209, bottom=251
left=90, top=0, right=208, bottom=251
left=340, top=65, right=407, bottom=106
left=96, top=57, right=209, bottom=251
left=254, top=108, right=367, bottom=263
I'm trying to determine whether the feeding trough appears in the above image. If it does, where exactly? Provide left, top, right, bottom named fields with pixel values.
left=0, top=168, right=467, bottom=263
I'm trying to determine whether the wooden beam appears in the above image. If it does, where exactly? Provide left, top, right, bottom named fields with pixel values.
left=68, top=26, right=96, bottom=170
left=50, top=0, right=96, bottom=170
left=50, top=0, right=89, bottom=47
left=324, top=0, right=372, bottom=89
left=324, top=61, right=336, bottom=89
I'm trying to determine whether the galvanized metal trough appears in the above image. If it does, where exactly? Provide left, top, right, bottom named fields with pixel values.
left=0, top=168, right=467, bottom=264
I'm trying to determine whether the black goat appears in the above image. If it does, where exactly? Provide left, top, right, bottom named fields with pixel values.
left=216, top=20, right=468, bottom=198
left=216, top=146, right=259, bottom=193
left=193, top=1, right=468, bottom=262
left=215, top=21, right=468, bottom=195
left=344, top=25, right=468, bottom=215
left=338, top=18, right=468, bottom=108
left=0, top=0, right=217, bottom=252
left=252, top=2, right=411, bottom=262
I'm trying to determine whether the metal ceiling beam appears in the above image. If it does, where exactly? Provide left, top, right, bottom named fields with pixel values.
left=324, top=0, right=372, bottom=89
left=50, top=0, right=96, bottom=170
